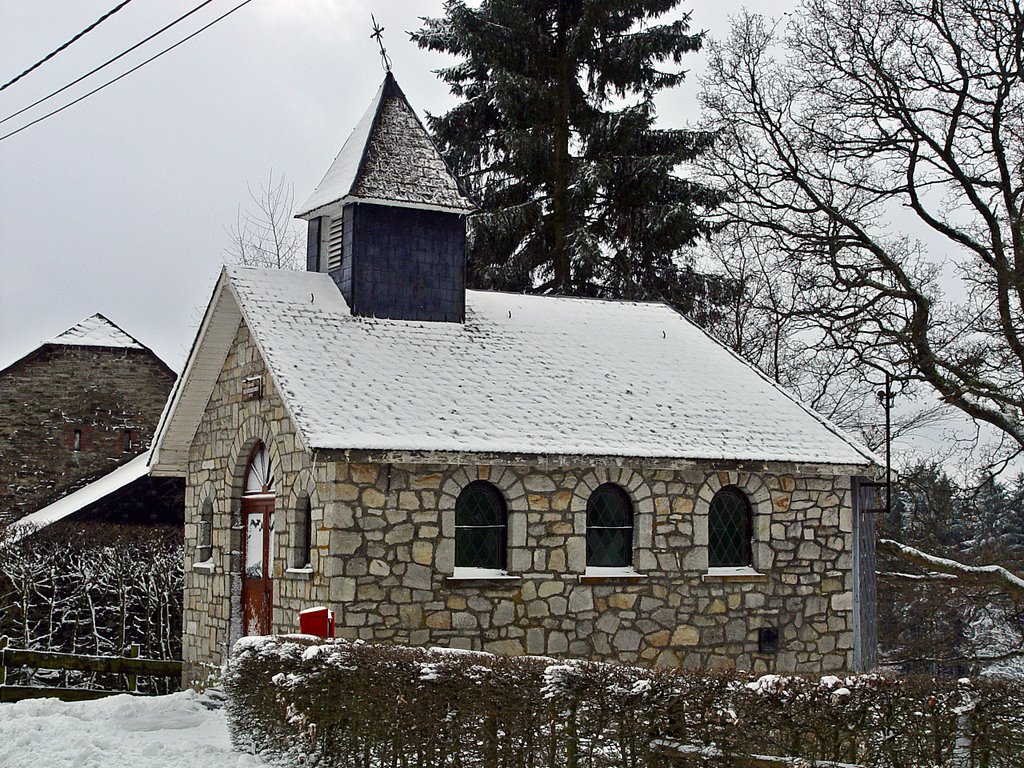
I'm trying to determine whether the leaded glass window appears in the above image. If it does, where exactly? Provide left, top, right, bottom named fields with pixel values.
left=586, top=484, right=634, bottom=568
left=708, top=487, right=752, bottom=567
left=454, top=481, right=507, bottom=571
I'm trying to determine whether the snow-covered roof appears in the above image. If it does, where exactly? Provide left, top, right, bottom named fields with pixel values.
left=152, top=266, right=877, bottom=472
left=0, top=313, right=173, bottom=381
left=47, top=313, right=143, bottom=349
left=296, top=72, right=474, bottom=218
left=7, top=452, right=151, bottom=542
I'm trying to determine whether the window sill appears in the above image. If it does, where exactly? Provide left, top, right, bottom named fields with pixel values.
left=285, top=567, right=314, bottom=580
left=192, top=561, right=216, bottom=574
left=702, top=567, right=767, bottom=583
left=447, top=569, right=521, bottom=585
left=579, top=567, right=646, bottom=584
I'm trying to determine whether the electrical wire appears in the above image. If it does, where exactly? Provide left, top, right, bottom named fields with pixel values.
left=0, top=0, right=138, bottom=92
left=0, top=0, right=220, bottom=128
left=0, top=0, right=255, bottom=144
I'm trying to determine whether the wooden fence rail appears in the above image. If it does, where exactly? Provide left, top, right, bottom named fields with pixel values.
left=0, top=636, right=182, bottom=703
left=656, top=739, right=867, bottom=768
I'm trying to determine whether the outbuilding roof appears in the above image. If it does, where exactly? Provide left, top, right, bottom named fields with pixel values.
left=151, top=266, right=877, bottom=473
left=46, top=313, right=144, bottom=349
left=8, top=452, right=152, bottom=542
left=296, top=72, right=474, bottom=218
left=0, top=313, right=173, bottom=380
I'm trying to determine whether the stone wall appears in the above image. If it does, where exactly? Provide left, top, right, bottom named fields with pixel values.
left=0, top=344, right=175, bottom=524
left=183, top=321, right=862, bottom=684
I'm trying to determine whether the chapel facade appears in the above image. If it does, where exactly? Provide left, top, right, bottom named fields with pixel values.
left=152, top=73, right=880, bottom=687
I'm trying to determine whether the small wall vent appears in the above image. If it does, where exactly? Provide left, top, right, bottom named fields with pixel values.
left=326, top=216, right=344, bottom=273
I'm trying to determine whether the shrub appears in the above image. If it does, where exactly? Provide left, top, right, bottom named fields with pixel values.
left=225, top=636, right=1024, bottom=768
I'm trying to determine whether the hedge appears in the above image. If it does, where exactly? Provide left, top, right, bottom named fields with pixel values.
left=224, top=635, right=1024, bottom=767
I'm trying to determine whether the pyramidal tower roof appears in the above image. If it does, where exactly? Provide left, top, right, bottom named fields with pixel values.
left=297, top=72, right=475, bottom=218
left=47, top=313, right=144, bottom=349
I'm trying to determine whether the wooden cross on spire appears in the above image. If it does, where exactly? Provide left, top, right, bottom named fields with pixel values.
left=370, top=14, right=392, bottom=73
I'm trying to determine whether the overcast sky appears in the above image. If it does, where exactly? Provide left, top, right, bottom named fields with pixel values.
left=0, top=0, right=799, bottom=371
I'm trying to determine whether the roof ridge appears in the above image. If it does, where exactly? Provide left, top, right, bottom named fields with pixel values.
left=465, top=288, right=671, bottom=309
left=347, top=72, right=394, bottom=198
left=376, top=72, right=477, bottom=208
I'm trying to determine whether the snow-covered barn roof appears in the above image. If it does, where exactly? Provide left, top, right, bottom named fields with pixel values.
left=151, top=266, right=877, bottom=475
left=296, top=72, right=475, bottom=219
left=0, top=313, right=173, bottom=379
left=46, top=313, right=144, bottom=349
left=7, top=452, right=152, bottom=542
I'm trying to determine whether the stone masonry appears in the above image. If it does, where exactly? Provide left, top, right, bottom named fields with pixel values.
left=0, top=343, right=175, bottom=524
left=182, top=321, right=862, bottom=685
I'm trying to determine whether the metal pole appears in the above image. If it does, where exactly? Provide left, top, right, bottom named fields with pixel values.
left=885, top=372, right=892, bottom=517
left=876, top=372, right=893, bottom=517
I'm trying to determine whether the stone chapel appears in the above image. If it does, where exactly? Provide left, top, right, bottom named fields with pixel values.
left=151, top=72, right=881, bottom=685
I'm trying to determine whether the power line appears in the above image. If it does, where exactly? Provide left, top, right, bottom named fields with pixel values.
left=0, top=0, right=256, bottom=144
left=1, top=0, right=138, bottom=92
left=0, top=0, right=220, bottom=128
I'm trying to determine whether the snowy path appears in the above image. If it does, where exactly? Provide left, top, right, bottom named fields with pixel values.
left=0, top=690, right=266, bottom=768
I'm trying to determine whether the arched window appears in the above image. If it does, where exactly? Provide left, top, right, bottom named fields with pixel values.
left=586, top=483, right=634, bottom=568
left=292, top=495, right=313, bottom=570
left=708, top=486, right=753, bottom=568
left=454, top=481, right=507, bottom=572
left=196, top=500, right=214, bottom=564
left=244, top=443, right=274, bottom=496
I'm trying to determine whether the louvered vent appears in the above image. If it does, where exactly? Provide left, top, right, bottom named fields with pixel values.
left=327, top=216, right=344, bottom=272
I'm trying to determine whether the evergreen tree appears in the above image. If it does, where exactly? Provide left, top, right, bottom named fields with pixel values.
left=413, top=0, right=731, bottom=322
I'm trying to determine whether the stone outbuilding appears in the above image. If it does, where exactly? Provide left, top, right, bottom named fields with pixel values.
left=0, top=314, right=181, bottom=527
left=151, top=73, right=880, bottom=685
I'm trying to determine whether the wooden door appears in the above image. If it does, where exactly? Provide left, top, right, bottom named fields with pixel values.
left=242, top=497, right=274, bottom=636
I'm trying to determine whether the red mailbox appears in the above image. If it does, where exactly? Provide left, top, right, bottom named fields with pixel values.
left=299, top=606, right=335, bottom=638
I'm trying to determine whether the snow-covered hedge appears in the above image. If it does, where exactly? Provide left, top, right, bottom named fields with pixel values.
left=225, top=636, right=1024, bottom=767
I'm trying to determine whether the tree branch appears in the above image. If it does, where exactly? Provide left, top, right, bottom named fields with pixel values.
left=879, top=538, right=1024, bottom=601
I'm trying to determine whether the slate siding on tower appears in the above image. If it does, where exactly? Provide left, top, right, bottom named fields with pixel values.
left=345, top=203, right=466, bottom=323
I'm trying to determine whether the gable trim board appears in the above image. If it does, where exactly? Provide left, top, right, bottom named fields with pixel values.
left=150, top=275, right=246, bottom=476
left=151, top=266, right=878, bottom=478
left=302, top=195, right=476, bottom=220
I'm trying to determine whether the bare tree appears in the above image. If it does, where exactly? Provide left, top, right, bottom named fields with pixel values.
left=698, top=0, right=1024, bottom=639
left=0, top=522, right=183, bottom=683
left=703, top=225, right=948, bottom=452
left=699, top=0, right=1024, bottom=474
left=224, top=170, right=304, bottom=270
left=703, top=225, right=879, bottom=431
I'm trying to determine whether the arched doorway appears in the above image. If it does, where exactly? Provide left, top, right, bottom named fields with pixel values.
left=241, top=442, right=274, bottom=636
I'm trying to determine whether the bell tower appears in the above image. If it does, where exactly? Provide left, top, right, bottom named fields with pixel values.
left=296, top=72, right=475, bottom=323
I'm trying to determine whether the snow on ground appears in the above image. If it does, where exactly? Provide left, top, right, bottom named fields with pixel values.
left=0, top=690, right=265, bottom=768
